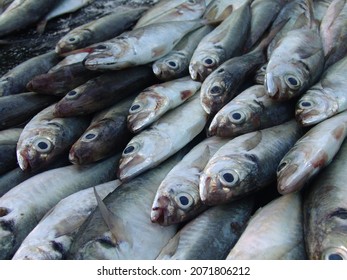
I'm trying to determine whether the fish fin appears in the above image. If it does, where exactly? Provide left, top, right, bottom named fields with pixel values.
left=157, top=233, right=180, bottom=259
left=242, top=131, right=262, bottom=151
left=93, top=187, right=132, bottom=246
left=191, top=146, right=211, bottom=171
left=36, top=20, right=48, bottom=35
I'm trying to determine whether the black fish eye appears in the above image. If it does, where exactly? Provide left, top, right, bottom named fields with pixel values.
left=130, top=104, right=141, bottom=112
left=37, top=142, right=48, bottom=150
left=285, top=75, right=300, bottom=88
left=123, top=145, right=135, bottom=154
left=68, top=37, right=76, bottom=42
left=34, top=138, right=53, bottom=153
left=85, top=133, right=96, bottom=140
left=217, top=68, right=224, bottom=73
left=204, top=58, right=214, bottom=66
left=222, top=172, right=234, bottom=183
left=179, top=196, right=189, bottom=206
left=176, top=192, right=193, bottom=209
left=288, top=77, right=298, bottom=85
left=232, top=112, right=242, bottom=120
left=277, top=161, right=287, bottom=172
left=168, top=61, right=177, bottom=68
left=95, top=44, right=107, bottom=50
left=67, top=90, right=77, bottom=96
left=210, top=85, right=222, bottom=95
left=300, top=101, right=312, bottom=108
left=328, top=253, right=343, bottom=260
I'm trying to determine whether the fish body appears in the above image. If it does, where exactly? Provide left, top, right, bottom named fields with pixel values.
left=208, top=85, right=294, bottom=137
left=118, top=95, right=208, bottom=182
left=277, top=111, right=347, bottom=194
left=151, top=136, right=229, bottom=226
left=313, top=0, right=333, bottom=22
left=304, top=139, right=347, bottom=260
left=0, top=128, right=22, bottom=175
left=16, top=104, right=90, bottom=171
left=200, top=121, right=303, bottom=205
left=127, top=76, right=201, bottom=133
left=203, top=0, right=245, bottom=21
left=227, top=193, right=306, bottom=260
left=157, top=197, right=254, bottom=260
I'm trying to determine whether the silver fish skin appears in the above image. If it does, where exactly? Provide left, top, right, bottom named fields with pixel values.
left=296, top=55, right=347, bottom=126
left=0, top=51, right=60, bottom=96
left=277, top=111, right=347, bottom=195
left=157, top=197, right=254, bottom=260
left=16, top=104, right=90, bottom=171
left=304, top=139, right=347, bottom=260
left=55, top=7, right=147, bottom=55
left=69, top=97, right=134, bottom=165
left=320, top=0, right=347, bottom=69
left=152, top=25, right=213, bottom=81
left=127, top=76, right=201, bottom=133
left=208, top=85, right=294, bottom=137
left=313, top=0, right=333, bottom=22
left=189, top=0, right=252, bottom=81
left=227, top=192, right=306, bottom=260
left=83, top=20, right=205, bottom=71
left=0, top=128, right=22, bottom=175
left=265, top=25, right=325, bottom=101
left=0, top=0, right=13, bottom=13
left=0, top=92, right=58, bottom=130
left=0, top=0, right=61, bottom=37
left=118, top=94, right=208, bottom=182
left=133, top=0, right=206, bottom=29
left=203, top=0, right=245, bottom=21
left=151, top=136, right=229, bottom=226
left=48, top=53, right=89, bottom=73
left=12, top=180, right=121, bottom=260
left=200, top=120, right=303, bottom=205
left=0, top=154, right=120, bottom=260
left=68, top=155, right=184, bottom=260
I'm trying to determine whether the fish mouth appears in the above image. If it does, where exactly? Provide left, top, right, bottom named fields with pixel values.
left=83, top=53, right=117, bottom=70
left=189, top=62, right=210, bottom=82
left=117, top=154, right=148, bottom=182
left=151, top=196, right=171, bottom=225
left=264, top=72, right=281, bottom=99
left=277, top=163, right=304, bottom=194
left=17, top=150, right=31, bottom=171
left=69, top=147, right=81, bottom=165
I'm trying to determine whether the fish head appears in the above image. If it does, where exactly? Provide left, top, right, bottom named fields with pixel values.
left=199, top=156, right=254, bottom=205
left=54, top=86, right=87, bottom=117
left=295, top=90, right=338, bottom=126
left=254, top=63, right=267, bottom=84
left=152, top=53, right=187, bottom=80
left=117, top=131, right=172, bottom=182
left=56, top=30, right=92, bottom=54
left=127, top=90, right=170, bottom=133
left=13, top=244, right=62, bottom=260
left=151, top=178, right=203, bottom=225
left=189, top=51, right=220, bottom=82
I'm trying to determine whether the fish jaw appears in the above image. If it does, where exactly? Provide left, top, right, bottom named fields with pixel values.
left=189, top=60, right=213, bottom=82
left=150, top=195, right=171, bottom=225
left=83, top=52, right=119, bottom=70
left=264, top=72, right=282, bottom=99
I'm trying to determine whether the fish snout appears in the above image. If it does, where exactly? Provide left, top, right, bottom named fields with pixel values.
left=264, top=72, right=281, bottom=99
left=151, top=196, right=170, bottom=225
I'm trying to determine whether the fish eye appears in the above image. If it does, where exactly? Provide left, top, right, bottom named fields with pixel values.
left=229, top=111, right=246, bottom=124
left=219, top=170, right=239, bottom=187
left=188, top=0, right=196, bottom=4
left=298, top=100, right=313, bottom=109
left=203, top=57, right=216, bottom=67
left=82, top=132, right=98, bottom=142
left=68, top=37, right=77, bottom=42
left=33, top=138, right=53, bottom=153
left=322, top=248, right=347, bottom=260
left=166, top=60, right=179, bottom=69
left=122, top=142, right=139, bottom=156
left=277, top=161, right=287, bottom=172
left=285, top=75, right=301, bottom=89
left=328, top=254, right=344, bottom=260
left=261, top=65, right=267, bottom=71
left=217, top=68, right=224, bottom=73
left=95, top=44, right=107, bottom=50
left=210, top=85, right=223, bottom=95
left=129, top=103, right=142, bottom=113
left=175, top=192, right=194, bottom=209
left=66, top=90, right=80, bottom=99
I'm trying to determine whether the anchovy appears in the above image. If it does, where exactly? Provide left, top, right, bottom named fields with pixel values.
left=118, top=94, right=208, bottom=182
left=127, top=76, right=201, bottom=133
left=200, top=121, right=303, bottom=205
left=0, top=154, right=120, bottom=259
left=304, top=139, right=347, bottom=260
left=157, top=197, right=254, bottom=260
left=151, top=136, right=229, bottom=226
left=227, top=193, right=306, bottom=260
left=208, top=85, right=295, bottom=137
left=277, top=111, right=347, bottom=195
left=0, top=128, right=22, bottom=175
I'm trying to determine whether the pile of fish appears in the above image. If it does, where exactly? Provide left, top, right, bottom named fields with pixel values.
left=0, top=0, right=347, bottom=260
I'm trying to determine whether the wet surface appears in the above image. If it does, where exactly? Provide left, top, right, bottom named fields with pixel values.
left=0, top=0, right=157, bottom=76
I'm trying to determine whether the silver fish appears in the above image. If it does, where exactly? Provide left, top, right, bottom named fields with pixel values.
left=157, top=197, right=254, bottom=260
left=227, top=192, right=306, bottom=260
left=12, top=180, right=121, bottom=260
left=200, top=121, right=303, bottom=205
left=127, top=76, right=201, bottom=133
left=277, top=111, right=347, bottom=195
left=0, top=154, right=120, bottom=259
left=304, top=139, right=347, bottom=260
left=189, top=0, right=251, bottom=81
left=296, top=55, right=347, bottom=126
left=118, top=94, right=208, bottom=182
left=151, top=136, right=229, bottom=226
left=0, top=128, right=22, bottom=175
left=48, top=53, right=89, bottom=73
left=208, top=85, right=294, bottom=137
left=16, top=104, right=90, bottom=171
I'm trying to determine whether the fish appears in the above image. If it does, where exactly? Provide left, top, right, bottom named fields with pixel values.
left=277, top=111, right=347, bottom=195
left=16, top=104, right=90, bottom=171
left=0, top=92, right=58, bottom=130
left=203, top=0, right=244, bottom=21
left=208, top=85, right=295, bottom=137
left=152, top=25, right=213, bottom=81
left=83, top=19, right=206, bottom=71
left=26, top=62, right=101, bottom=96
left=0, top=128, right=22, bottom=175
left=0, top=154, right=120, bottom=259
left=189, top=0, right=251, bottom=81
left=69, top=97, right=134, bottom=165
left=254, top=63, right=267, bottom=84
left=55, top=7, right=147, bottom=55
left=200, top=121, right=303, bottom=205
left=48, top=53, right=89, bottom=73
left=54, top=66, right=156, bottom=117
left=133, top=0, right=206, bottom=29
left=320, top=0, right=347, bottom=69
left=68, top=155, right=184, bottom=260
left=0, top=0, right=61, bottom=37
left=0, top=0, right=13, bottom=14
left=156, top=197, right=254, bottom=260
left=118, top=94, right=208, bottom=182
left=304, top=139, right=347, bottom=260
left=313, top=0, right=333, bottom=22
left=151, top=136, right=229, bottom=226
left=127, top=76, right=201, bottom=133
left=0, top=51, right=60, bottom=96
left=227, top=192, right=306, bottom=260
left=295, top=55, right=347, bottom=126
left=12, top=180, right=121, bottom=260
